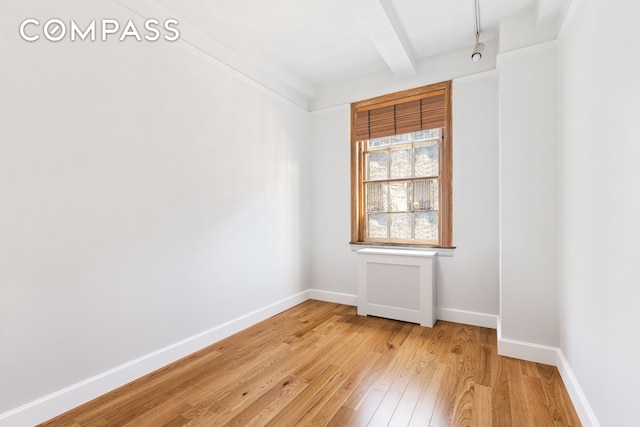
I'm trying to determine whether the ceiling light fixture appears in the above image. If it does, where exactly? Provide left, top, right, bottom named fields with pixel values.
left=471, top=0, right=484, bottom=61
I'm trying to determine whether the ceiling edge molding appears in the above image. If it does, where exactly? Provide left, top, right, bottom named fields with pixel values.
left=453, top=68, right=498, bottom=84
left=557, top=0, right=582, bottom=40
left=535, top=0, right=572, bottom=27
left=111, top=0, right=314, bottom=110
left=496, top=39, right=558, bottom=69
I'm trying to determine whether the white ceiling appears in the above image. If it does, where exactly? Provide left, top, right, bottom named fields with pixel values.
left=141, top=0, right=566, bottom=102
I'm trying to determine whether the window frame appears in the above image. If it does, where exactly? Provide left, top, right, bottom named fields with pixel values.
left=350, top=81, right=453, bottom=248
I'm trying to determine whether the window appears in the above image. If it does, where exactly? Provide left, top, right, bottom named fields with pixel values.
left=350, top=81, right=453, bottom=247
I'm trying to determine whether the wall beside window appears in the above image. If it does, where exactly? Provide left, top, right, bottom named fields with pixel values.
left=0, top=1, right=311, bottom=415
left=498, top=44, right=559, bottom=348
left=310, top=72, right=499, bottom=318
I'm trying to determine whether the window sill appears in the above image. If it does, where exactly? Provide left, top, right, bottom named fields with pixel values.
left=349, top=242, right=456, bottom=257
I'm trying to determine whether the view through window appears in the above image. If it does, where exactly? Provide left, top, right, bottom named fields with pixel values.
left=365, top=129, right=441, bottom=242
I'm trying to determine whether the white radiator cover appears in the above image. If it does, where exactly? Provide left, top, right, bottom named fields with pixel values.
left=357, top=248, right=437, bottom=327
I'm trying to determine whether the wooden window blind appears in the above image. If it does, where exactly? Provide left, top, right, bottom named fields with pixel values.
left=354, top=89, right=446, bottom=141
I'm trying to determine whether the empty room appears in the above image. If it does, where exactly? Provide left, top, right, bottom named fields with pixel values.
left=1, top=0, right=638, bottom=426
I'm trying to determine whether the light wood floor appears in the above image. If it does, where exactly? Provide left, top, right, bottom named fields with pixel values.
left=41, top=300, right=581, bottom=426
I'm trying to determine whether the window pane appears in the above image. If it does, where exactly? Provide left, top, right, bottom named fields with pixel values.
left=367, top=213, right=388, bottom=238
left=389, top=181, right=410, bottom=212
left=390, top=213, right=411, bottom=239
left=414, top=212, right=438, bottom=241
left=390, top=133, right=411, bottom=145
left=390, top=147, right=412, bottom=179
left=414, top=129, right=440, bottom=141
left=366, top=151, right=388, bottom=181
left=365, top=182, right=388, bottom=213
left=368, top=136, right=391, bottom=149
left=413, top=179, right=438, bottom=211
left=414, top=140, right=439, bottom=177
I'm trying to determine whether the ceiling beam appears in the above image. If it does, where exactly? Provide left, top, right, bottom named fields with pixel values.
left=346, top=0, right=416, bottom=77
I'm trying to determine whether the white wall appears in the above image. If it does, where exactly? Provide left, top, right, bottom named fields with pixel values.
left=0, top=1, right=310, bottom=419
left=310, top=72, right=500, bottom=321
left=441, top=73, right=499, bottom=318
left=498, top=43, right=560, bottom=347
left=559, top=0, right=640, bottom=425
left=309, top=105, right=358, bottom=298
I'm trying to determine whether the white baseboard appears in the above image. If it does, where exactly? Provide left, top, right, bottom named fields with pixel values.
left=0, top=290, right=310, bottom=427
left=496, top=320, right=559, bottom=365
left=309, top=291, right=499, bottom=331
left=497, top=335, right=560, bottom=366
left=308, top=289, right=358, bottom=306
left=436, top=307, right=498, bottom=329
left=556, top=350, right=601, bottom=427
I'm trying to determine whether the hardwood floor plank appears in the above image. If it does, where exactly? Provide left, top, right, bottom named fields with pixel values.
left=367, top=389, right=403, bottom=427
left=387, top=373, right=428, bottom=427
left=347, top=387, right=386, bottom=427
left=39, top=300, right=581, bottom=427
left=79, top=419, right=107, bottom=427
left=476, top=340, right=495, bottom=387
left=523, top=374, right=557, bottom=427
left=416, top=323, right=449, bottom=372
left=407, top=362, right=446, bottom=427
left=535, top=363, right=582, bottom=426
left=339, top=328, right=405, bottom=411
left=326, top=405, right=356, bottom=427
left=293, top=368, right=354, bottom=426
left=303, top=332, right=385, bottom=425
left=473, top=384, right=492, bottom=427
left=262, top=364, right=342, bottom=426
left=372, top=317, right=413, bottom=354
left=491, top=354, right=513, bottom=427
left=450, top=370, right=475, bottom=426
left=162, top=414, right=190, bottom=427
left=121, top=401, right=193, bottom=427
left=222, top=376, right=307, bottom=426
left=507, top=358, right=535, bottom=427
left=429, top=355, right=462, bottom=426
left=454, top=326, right=484, bottom=427
left=375, top=324, right=424, bottom=392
